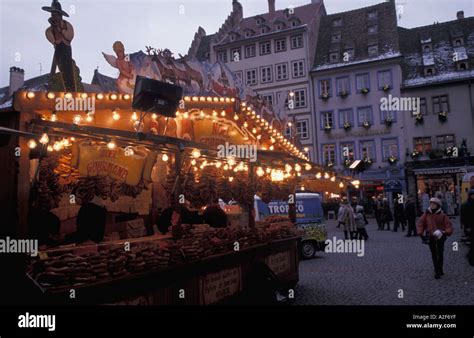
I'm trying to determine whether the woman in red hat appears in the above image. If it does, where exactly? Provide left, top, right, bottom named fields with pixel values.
left=417, top=197, right=453, bottom=279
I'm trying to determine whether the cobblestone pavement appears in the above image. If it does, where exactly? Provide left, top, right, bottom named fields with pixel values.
left=294, top=217, right=474, bottom=305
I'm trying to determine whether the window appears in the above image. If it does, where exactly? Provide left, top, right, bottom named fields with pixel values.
left=432, top=95, right=449, bottom=114
left=256, top=18, right=263, bottom=25
left=333, top=18, right=342, bottom=27
left=356, top=73, right=370, bottom=92
left=453, top=38, right=464, bottom=47
left=424, top=67, right=435, bottom=76
left=336, top=77, right=350, bottom=96
left=380, top=108, right=397, bottom=123
left=360, top=140, right=376, bottom=161
left=357, top=106, right=373, bottom=125
left=418, top=98, right=428, bottom=115
left=368, top=45, right=379, bottom=56
left=340, top=142, right=355, bottom=162
left=422, top=44, right=432, bottom=53
left=377, top=70, right=392, bottom=89
left=458, top=62, right=468, bottom=71
left=382, top=138, right=399, bottom=160
left=261, top=27, right=267, bottom=34
left=329, top=52, right=339, bottom=63
left=319, top=79, right=332, bottom=97
left=231, top=48, right=241, bottom=62
left=261, top=93, right=274, bottom=107
left=230, top=34, right=236, bottom=42
left=368, top=10, right=377, bottom=20
left=260, top=41, right=271, bottom=55
left=414, top=137, right=432, bottom=155
left=338, top=109, right=353, bottom=128
left=275, top=38, right=287, bottom=52
left=260, top=66, right=273, bottom=83
left=245, top=69, right=257, bottom=86
left=291, top=35, right=303, bottom=49
left=276, top=24, right=282, bottom=30
left=245, top=31, right=252, bottom=38
left=244, top=45, right=256, bottom=58
left=217, top=51, right=228, bottom=63
left=436, top=135, right=456, bottom=148
left=296, top=120, right=309, bottom=139
left=322, top=144, right=337, bottom=165
left=291, top=21, right=298, bottom=27
left=331, top=33, right=341, bottom=43
left=321, top=111, right=334, bottom=129
left=276, top=63, right=288, bottom=81
left=368, top=25, right=378, bottom=34
left=293, top=89, right=306, bottom=108
left=291, top=60, right=305, bottom=78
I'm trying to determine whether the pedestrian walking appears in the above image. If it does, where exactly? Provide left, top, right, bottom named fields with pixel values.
left=405, top=195, right=417, bottom=237
left=381, top=198, right=393, bottom=231
left=393, top=198, right=406, bottom=232
left=374, top=195, right=384, bottom=230
left=417, top=198, right=453, bottom=279
left=355, top=205, right=369, bottom=241
left=338, top=198, right=357, bottom=240
left=460, top=189, right=474, bottom=266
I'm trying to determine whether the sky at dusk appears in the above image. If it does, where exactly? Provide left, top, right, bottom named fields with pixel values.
left=1, top=0, right=473, bottom=87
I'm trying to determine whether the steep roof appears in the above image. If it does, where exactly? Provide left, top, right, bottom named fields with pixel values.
left=91, top=69, right=118, bottom=92
left=195, top=34, right=215, bottom=61
left=313, top=0, right=399, bottom=71
left=399, top=16, right=474, bottom=88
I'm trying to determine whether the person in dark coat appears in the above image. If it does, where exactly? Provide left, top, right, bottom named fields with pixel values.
left=381, top=198, right=393, bottom=231
left=374, top=195, right=384, bottom=230
left=393, top=198, right=406, bottom=232
left=65, top=195, right=107, bottom=244
left=461, top=189, right=474, bottom=266
left=203, top=199, right=228, bottom=228
left=405, top=195, right=417, bottom=237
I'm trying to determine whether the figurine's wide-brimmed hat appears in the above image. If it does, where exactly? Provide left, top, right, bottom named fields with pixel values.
left=42, top=0, right=69, bottom=17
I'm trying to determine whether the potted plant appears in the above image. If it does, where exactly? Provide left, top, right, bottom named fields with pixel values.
left=384, top=116, right=393, bottom=127
left=362, top=120, right=371, bottom=129
left=388, top=155, right=398, bottom=165
left=343, top=158, right=353, bottom=168
left=445, top=146, right=455, bottom=157
left=415, top=114, right=424, bottom=125
left=326, top=161, right=334, bottom=168
left=343, top=121, right=352, bottom=131
left=411, top=149, right=421, bottom=160
left=361, top=88, right=370, bottom=95
left=438, top=111, right=447, bottom=122
left=382, top=84, right=391, bottom=92
left=321, top=92, right=330, bottom=101
left=324, top=124, right=332, bottom=132
left=339, top=90, right=349, bottom=98
left=363, top=157, right=373, bottom=166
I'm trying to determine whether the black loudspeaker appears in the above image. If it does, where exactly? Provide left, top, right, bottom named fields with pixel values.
left=132, top=76, right=183, bottom=117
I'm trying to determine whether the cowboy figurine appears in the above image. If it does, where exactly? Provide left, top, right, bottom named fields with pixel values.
left=42, top=0, right=78, bottom=91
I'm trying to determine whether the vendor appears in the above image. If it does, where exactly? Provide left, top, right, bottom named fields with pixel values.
left=65, top=195, right=107, bottom=244
left=203, top=199, right=228, bottom=228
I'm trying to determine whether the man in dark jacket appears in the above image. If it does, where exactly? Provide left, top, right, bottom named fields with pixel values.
left=203, top=200, right=228, bottom=228
left=393, top=197, right=406, bottom=232
left=405, top=195, right=417, bottom=237
left=461, top=189, right=474, bottom=266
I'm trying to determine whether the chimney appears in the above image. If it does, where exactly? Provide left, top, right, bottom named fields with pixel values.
left=9, top=67, right=25, bottom=97
left=457, top=11, right=464, bottom=20
left=268, top=0, right=275, bottom=16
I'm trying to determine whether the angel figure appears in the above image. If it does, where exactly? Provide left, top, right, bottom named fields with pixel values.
left=103, top=41, right=135, bottom=94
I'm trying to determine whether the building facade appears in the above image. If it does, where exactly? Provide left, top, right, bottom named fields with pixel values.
left=187, top=0, right=326, bottom=161
left=310, top=0, right=406, bottom=201
left=399, top=11, right=474, bottom=214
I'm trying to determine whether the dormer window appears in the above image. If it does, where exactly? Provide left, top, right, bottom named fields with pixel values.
left=292, top=21, right=297, bottom=27
left=457, top=62, right=469, bottom=71
left=368, top=45, right=379, bottom=56
left=368, top=10, right=377, bottom=20
left=277, top=24, right=282, bottom=30
left=245, top=31, right=251, bottom=38
left=453, top=38, right=464, bottom=47
left=422, top=44, right=432, bottom=53
left=329, top=52, right=339, bottom=63
left=230, top=34, right=236, bottom=42
left=368, top=25, right=378, bottom=34
left=331, top=33, right=341, bottom=43
left=424, top=67, right=435, bottom=76
left=261, top=27, right=267, bottom=34
left=333, top=18, right=342, bottom=27
left=257, top=19, right=262, bottom=25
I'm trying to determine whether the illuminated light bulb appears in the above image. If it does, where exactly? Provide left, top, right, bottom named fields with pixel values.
left=81, top=93, right=88, bottom=99
left=215, top=162, right=222, bottom=168
left=27, top=139, right=37, bottom=149
left=227, top=157, right=236, bottom=166
left=213, top=97, right=219, bottom=102
left=294, top=164, right=302, bottom=172
left=270, top=138, right=275, bottom=144
left=316, top=172, right=322, bottom=179
left=234, top=114, right=239, bottom=121
left=200, top=110, right=205, bottom=117
left=223, top=164, right=229, bottom=171
left=192, top=149, right=201, bottom=158
left=325, top=191, right=329, bottom=195
left=355, top=185, right=360, bottom=189
left=47, top=145, right=53, bottom=152
left=219, top=97, right=225, bottom=102
left=199, top=96, right=206, bottom=102
left=324, top=172, right=330, bottom=179
left=225, top=98, right=230, bottom=103
left=202, top=160, right=208, bottom=167
left=212, top=110, right=218, bottom=117
left=64, top=92, right=73, bottom=99
left=221, top=110, right=226, bottom=117
left=241, top=102, right=247, bottom=107
left=183, top=112, right=189, bottom=119
left=123, top=94, right=131, bottom=100
left=27, top=92, right=35, bottom=99
left=39, top=133, right=49, bottom=144
left=86, top=114, right=93, bottom=122
left=70, top=137, right=75, bottom=142
left=304, top=147, right=309, bottom=152
left=301, top=186, right=305, bottom=191
left=132, top=112, right=138, bottom=121
left=285, top=164, right=292, bottom=173
left=112, top=111, right=120, bottom=121
left=339, top=182, right=344, bottom=188
left=47, top=92, right=55, bottom=99
left=228, top=177, right=234, bottom=182
left=330, top=176, right=336, bottom=182
left=207, top=97, right=212, bottom=102
left=351, top=180, right=361, bottom=186
left=107, top=141, right=116, bottom=150
left=191, top=159, right=197, bottom=166
left=288, top=122, right=292, bottom=127
left=269, top=145, right=274, bottom=151
left=110, top=94, right=118, bottom=100
left=184, top=96, right=191, bottom=102
left=96, top=93, right=104, bottom=100
left=243, top=122, right=248, bottom=128
left=50, top=113, right=57, bottom=122
left=256, top=167, right=265, bottom=177
left=151, top=113, right=158, bottom=120
left=289, top=91, right=295, bottom=97
left=162, top=153, right=169, bottom=162
left=53, top=142, right=62, bottom=151
left=305, top=164, right=312, bottom=171
left=193, top=167, right=198, bottom=172
left=73, top=114, right=82, bottom=124
left=231, top=98, right=235, bottom=102
left=252, top=128, right=257, bottom=134
left=256, top=135, right=261, bottom=140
